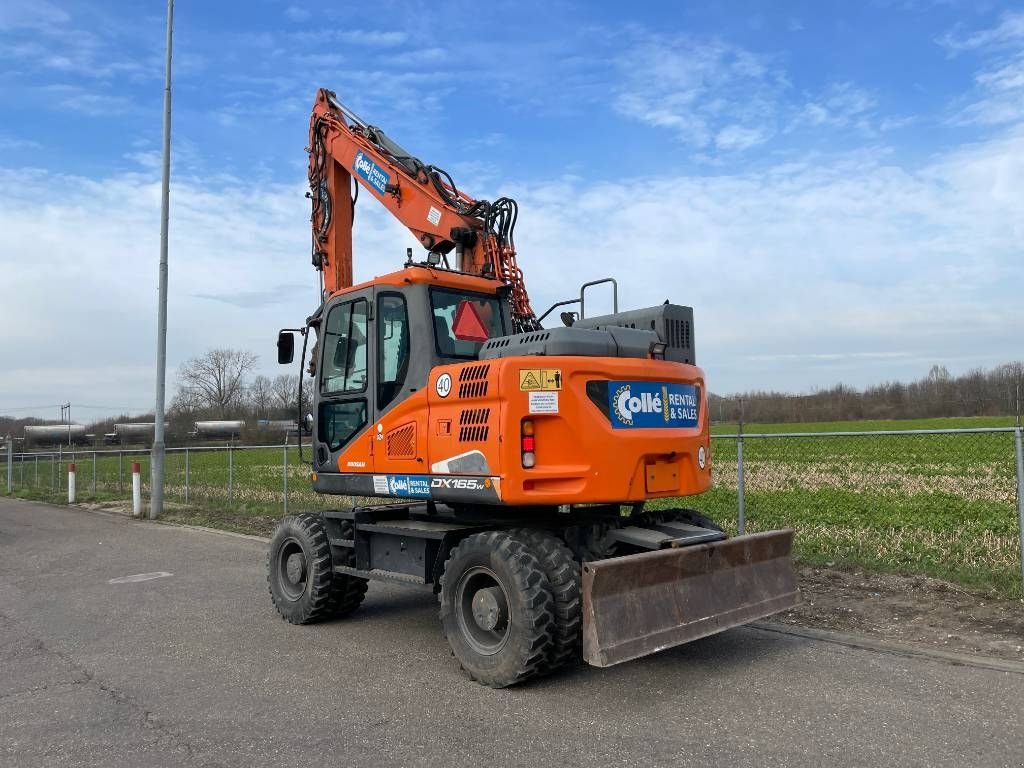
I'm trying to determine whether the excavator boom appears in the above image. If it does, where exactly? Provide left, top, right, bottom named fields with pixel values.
left=307, top=88, right=536, bottom=330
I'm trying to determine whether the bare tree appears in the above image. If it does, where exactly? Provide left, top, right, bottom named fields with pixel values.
left=176, top=349, right=258, bottom=418
left=169, top=387, right=203, bottom=414
left=272, top=374, right=299, bottom=416
left=248, top=375, right=274, bottom=418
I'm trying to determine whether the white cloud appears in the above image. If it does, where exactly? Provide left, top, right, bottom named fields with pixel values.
left=284, top=6, right=311, bottom=23
left=339, top=30, right=408, bottom=47
left=613, top=34, right=783, bottom=151
left=4, top=124, right=1021, bottom=411
left=939, top=12, right=1024, bottom=54
left=0, top=166, right=416, bottom=415
left=799, top=82, right=875, bottom=126
left=507, top=130, right=1024, bottom=393
left=0, top=0, right=69, bottom=31
left=715, top=125, right=769, bottom=151
left=943, top=12, right=1024, bottom=127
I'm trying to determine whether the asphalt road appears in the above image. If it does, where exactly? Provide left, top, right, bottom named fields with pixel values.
left=1, top=497, right=1022, bottom=768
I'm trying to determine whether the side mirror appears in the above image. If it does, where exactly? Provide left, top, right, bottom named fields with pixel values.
left=303, top=413, right=314, bottom=433
left=277, top=330, right=295, bottom=364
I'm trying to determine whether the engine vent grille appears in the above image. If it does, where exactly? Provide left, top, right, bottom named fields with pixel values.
left=385, top=422, right=416, bottom=459
left=458, top=364, right=490, bottom=398
left=458, top=408, right=490, bottom=442
left=665, top=318, right=691, bottom=349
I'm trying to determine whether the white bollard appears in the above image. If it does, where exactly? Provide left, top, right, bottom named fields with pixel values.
left=132, top=462, right=142, bottom=518
left=68, top=463, right=76, bottom=503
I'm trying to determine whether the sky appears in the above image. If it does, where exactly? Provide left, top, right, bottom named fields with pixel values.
left=0, top=0, right=1022, bottom=420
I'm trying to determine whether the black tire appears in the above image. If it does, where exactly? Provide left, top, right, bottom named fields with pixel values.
left=510, top=529, right=581, bottom=671
left=439, top=531, right=555, bottom=688
left=267, top=513, right=367, bottom=624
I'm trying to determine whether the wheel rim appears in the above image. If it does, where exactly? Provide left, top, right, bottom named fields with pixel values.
left=277, top=537, right=308, bottom=601
left=455, top=566, right=511, bottom=656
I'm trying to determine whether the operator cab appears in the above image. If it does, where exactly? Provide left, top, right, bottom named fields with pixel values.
left=277, top=266, right=510, bottom=471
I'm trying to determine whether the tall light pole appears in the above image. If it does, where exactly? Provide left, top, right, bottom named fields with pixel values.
left=150, top=0, right=174, bottom=520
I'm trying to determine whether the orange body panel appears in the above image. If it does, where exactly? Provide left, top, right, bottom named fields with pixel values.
left=336, top=354, right=711, bottom=506
left=328, top=265, right=502, bottom=301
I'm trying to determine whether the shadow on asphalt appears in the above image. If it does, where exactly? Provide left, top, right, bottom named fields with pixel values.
left=311, top=581, right=797, bottom=690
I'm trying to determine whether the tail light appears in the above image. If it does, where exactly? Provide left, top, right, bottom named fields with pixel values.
left=521, top=420, right=536, bottom=468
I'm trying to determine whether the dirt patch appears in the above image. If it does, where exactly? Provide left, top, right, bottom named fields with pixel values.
left=780, top=566, right=1024, bottom=662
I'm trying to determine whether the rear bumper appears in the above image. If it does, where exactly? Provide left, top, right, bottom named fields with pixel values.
left=581, top=529, right=800, bottom=667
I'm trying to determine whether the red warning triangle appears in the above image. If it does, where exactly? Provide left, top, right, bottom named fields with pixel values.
left=452, top=300, right=490, bottom=342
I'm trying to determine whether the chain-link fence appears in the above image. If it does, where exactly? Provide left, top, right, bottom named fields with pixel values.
left=5, top=428, right=1024, bottom=594
left=702, top=427, right=1024, bottom=595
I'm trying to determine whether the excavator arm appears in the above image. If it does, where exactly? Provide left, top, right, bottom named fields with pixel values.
left=307, top=88, right=537, bottom=331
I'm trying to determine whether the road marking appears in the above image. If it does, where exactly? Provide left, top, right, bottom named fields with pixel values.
left=108, top=571, right=173, bottom=584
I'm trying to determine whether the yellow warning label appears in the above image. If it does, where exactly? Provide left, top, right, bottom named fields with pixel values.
left=519, top=369, right=562, bottom=391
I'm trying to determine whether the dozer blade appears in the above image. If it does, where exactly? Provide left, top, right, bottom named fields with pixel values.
left=581, top=529, right=799, bottom=667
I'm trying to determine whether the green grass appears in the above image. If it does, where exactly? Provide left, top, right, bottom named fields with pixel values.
left=711, top=415, right=1017, bottom=434
left=7, top=416, right=1022, bottom=598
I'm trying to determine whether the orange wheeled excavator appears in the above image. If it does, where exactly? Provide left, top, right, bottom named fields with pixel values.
left=268, top=88, right=799, bottom=686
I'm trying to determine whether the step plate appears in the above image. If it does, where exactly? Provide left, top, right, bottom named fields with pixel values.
left=581, top=529, right=800, bottom=667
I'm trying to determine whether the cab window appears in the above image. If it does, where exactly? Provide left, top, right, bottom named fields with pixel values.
left=320, top=299, right=368, bottom=394
left=319, top=400, right=367, bottom=451
left=377, top=293, right=409, bottom=410
left=430, top=288, right=505, bottom=359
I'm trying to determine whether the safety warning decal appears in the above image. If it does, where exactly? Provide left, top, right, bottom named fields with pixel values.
left=519, top=369, right=562, bottom=391
left=427, top=206, right=442, bottom=226
left=528, top=391, right=559, bottom=414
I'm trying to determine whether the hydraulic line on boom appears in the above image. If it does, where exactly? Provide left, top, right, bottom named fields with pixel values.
left=306, top=88, right=538, bottom=332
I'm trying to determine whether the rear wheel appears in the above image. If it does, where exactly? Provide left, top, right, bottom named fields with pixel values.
left=439, top=531, right=555, bottom=688
left=267, top=513, right=367, bottom=624
left=511, top=529, right=582, bottom=672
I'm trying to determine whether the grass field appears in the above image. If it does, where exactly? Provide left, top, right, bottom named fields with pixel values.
left=7, top=415, right=1022, bottom=597
left=710, top=415, right=1018, bottom=434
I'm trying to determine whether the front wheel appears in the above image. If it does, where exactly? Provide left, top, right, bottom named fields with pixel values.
left=439, top=531, right=555, bottom=688
left=267, top=513, right=366, bottom=624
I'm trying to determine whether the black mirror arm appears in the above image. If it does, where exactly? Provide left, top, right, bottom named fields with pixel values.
left=297, top=327, right=311, bottom=466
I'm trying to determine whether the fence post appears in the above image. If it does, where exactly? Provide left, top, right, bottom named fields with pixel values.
left=118, top=451, right=123, bottom=494
left=737, top=435, right=746, bottom=535
left=5, top=435, right=12, bottom=493
left=19, top=454, right=24, bottom=487
left=227, top=443, right=233, bottom=504
left=58, top=445, right=62, bottom=491
left=283, top=437, right=289, bottom=515
left=132, top=462, right=142, bottom=517
left=68, top=463, right=76, bottom=503
left=92, top=451, right=97, bottom=494
left=184, top=447, right=190, bottom=505
left=51, top=454, right=55, bottom=491
left=34, top=454, right=38, bottom=487
left=1015, top=426, right=1024, bottom=593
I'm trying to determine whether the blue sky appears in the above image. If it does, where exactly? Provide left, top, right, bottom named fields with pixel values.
left=1, top=1, right=1022, bottom=417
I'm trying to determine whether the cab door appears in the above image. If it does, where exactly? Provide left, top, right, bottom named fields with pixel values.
left=313, top=288, right=375, bottom=473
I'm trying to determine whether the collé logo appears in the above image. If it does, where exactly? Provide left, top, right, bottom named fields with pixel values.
left=353, top=151, right=391, bottom=196
left=607, top=381, right=700, bottom=429
left=613, top=384, right=662, bottom=426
